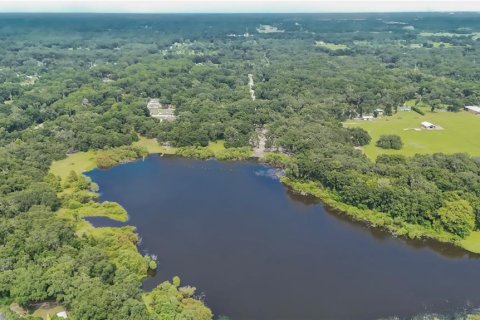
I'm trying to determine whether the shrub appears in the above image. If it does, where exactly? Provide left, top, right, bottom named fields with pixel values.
left=176, top=146, right=214, bottom=159
left=215, top=147, right=251, bottom=160
left=412, top=106, right=425, bottom=115
left=376, top=135, right=403, bottom=150
left=261, top=153, right=291, bottom=167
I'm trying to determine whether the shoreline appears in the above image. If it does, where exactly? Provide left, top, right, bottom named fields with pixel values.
left=280, top=177, right=480, bottom=255
left=49, top=137, right=480, bottom=259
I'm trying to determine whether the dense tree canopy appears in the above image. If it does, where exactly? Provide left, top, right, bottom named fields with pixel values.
left=1, top=12, right=480, bottom=319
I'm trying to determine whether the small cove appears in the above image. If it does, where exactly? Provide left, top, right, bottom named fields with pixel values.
left=86, top=155, right=480, bottom=320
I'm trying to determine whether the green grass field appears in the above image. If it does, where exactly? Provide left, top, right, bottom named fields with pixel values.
left=50, top=137, right=175, bottom=181
left=49, top=150, right=97, bottom=181
left=459, top=231, right=480, bottom=254
left=133, top=136, right=176, bottom=154
left=344, top=110, right=480, bottom=160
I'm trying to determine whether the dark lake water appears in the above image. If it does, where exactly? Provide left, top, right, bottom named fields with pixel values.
left=86, top=155, right=480, bottom=320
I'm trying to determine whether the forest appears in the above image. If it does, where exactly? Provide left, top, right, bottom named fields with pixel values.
left=1, top=12, right=480, bottom=319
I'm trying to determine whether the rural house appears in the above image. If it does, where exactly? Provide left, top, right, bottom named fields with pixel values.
left=362, top=115, right=374, bottom=121
left=147, top=99, right=176, bottom=121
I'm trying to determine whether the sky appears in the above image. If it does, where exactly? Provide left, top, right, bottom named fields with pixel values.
left=0, top=0, right=479, bottom=13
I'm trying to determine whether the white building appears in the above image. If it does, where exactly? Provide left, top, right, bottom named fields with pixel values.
left=56, top=311, right=68, bottom=319
left=465, top=106, right=480, bottom=115
left=362, top=115, right=374, bottom=121
left=398, top=105, right=411, bottom=111
left=421, top=121, right=436, bottom=129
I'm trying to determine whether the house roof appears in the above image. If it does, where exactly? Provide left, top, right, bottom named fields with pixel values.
left=466, top=106, right=480, bottom=113
left=421, top=121, right=435, bottom=127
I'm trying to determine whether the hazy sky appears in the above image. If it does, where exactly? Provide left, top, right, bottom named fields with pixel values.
left=0, top=0, right=479, bottom=13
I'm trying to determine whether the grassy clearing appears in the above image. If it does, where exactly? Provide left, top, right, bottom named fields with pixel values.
left=207, top=140, right=225, bottom=153
left=459, top=231, right=480, bottom=254
left=133, top=136, right=176, bottom=154
left=50, top=137, right=174, bottom=181
left=344, top=110, right=480, bottom=159
left=31, top=304, right=65, bottom=319
left=49, top=151, right=97, bottom=181
left=432, top=41, right=455, bottom=48
left=315, top=41, right=349, bottom=50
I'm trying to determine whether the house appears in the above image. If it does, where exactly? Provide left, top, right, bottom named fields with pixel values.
left=362, top=115, right=374, bottom=121
left=374, top=108, right=384, bottom=116
left=398, top=105, right=411, bottom=111
left=146, top=99, right=176, bottom=122
left=56, top=311, right=68, bottom=319
left=147, top=99, right=161, bottom=109
left=465, top=105, right=480, bottom=115
left=421, top=121, right=436, bottom=129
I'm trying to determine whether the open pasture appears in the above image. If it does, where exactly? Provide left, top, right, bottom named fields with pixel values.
left=345, top=110, right=480, bottom=159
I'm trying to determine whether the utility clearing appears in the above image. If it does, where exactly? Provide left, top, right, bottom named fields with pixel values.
left=253, top=128, right=267, bottom=158
left=248, top=74, right=256, bottom=101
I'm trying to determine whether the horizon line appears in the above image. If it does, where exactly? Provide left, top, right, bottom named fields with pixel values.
left=1, top=10, right=479, bottom=14
left=2, top=0, right=480, bottom=14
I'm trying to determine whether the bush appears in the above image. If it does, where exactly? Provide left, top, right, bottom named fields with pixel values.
left=176, top=146, right=214, bottom=159
left=215, top=147, right=251, bottom=160
left=376, top=135, right=403, bottom=150
left=412, top=106, right=425, bottom=115
left=261, top=153, right=291, bottom=167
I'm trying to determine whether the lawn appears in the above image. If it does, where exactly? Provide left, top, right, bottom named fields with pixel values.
left=344, top=110, right=480, bottom=160
left=133, top=136, right=176, bottom=154
left=49, top=150, right=97, bottom=181
left=50, top=137, right=176, bottom=182
left=207, top=140, right=226, bottom=153
left=459, top=231, right=480, bottom=254
left=431, top=41, right=455, bottom=48
left=31, top=303, right=65, bottom=320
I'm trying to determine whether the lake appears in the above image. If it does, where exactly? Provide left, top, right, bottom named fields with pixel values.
left=86, top=155, right=480, bottom=320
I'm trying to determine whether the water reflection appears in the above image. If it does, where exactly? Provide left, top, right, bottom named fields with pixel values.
left=285, top=186, right=480, bottom=259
